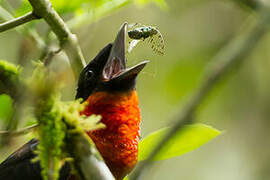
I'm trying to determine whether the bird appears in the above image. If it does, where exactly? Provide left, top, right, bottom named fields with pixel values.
left=0, top=22, right=148, bottom=180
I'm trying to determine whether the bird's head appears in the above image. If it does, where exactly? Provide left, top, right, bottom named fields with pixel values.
left=76, top=22, right=149, bottom=100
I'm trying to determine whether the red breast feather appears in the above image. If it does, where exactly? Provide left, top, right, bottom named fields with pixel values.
left=81, top=90, right=141, bottom=180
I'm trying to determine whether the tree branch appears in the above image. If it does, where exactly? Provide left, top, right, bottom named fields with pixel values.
left=131, top=9, right=270, bottom=180
left=0, top=11, right=38, bottom=33
left=27, top=0, right=86, bottom=80
left=68, top=134, right=115, bottom=180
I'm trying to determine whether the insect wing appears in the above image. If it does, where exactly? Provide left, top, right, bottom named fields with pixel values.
left=148, top=30, right=165, bottom=55
left=128, top=40, right=141, bottom=53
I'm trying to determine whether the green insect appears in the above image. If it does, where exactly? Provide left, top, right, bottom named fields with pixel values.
left=127, top=24, right=165, bottom=55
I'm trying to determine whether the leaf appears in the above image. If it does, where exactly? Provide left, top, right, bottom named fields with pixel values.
left=138, top=123, right=221, bottom=161
left=66, top=0, right=168, bottom=28
left=0, top=94, right=13, bottom=124
left=123, top=176, right=130, bottom=180
left=16, top=0, right=88, bottom=16
left=67, top=0, right=131, bottom=28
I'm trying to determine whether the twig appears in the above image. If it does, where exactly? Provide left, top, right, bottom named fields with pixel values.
left=0, top=124, right=39, bottom=136
left=43, top=48, right=62, bottom=66
left=131, top=10, right=270, bottom=180
left=0, top=11, right=39, bottom=33
left=27, top=0, right=86, bottom=80
left=0, top=6, right=46, bottom=49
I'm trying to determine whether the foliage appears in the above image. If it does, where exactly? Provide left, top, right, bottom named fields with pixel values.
left=138, top=124, right=221, bottom=161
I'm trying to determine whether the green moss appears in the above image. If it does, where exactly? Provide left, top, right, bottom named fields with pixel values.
left=0, top=60, right=20, bottom=98
left=35, top=95, right=66, bottom=180
left=61, top=100, right=104, bottom=134
left=30, top=63, right=65, bottom=180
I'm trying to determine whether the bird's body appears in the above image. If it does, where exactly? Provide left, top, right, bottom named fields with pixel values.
left=83, top=90, right=140, bottom=179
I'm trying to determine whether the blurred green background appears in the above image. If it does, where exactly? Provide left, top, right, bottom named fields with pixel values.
left=1, top=0, right=270, bottom=179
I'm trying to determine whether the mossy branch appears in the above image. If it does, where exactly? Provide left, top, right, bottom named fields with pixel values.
left=0, top=60, right=114, bottom=180
left=29, top=63, right=114, bottom=180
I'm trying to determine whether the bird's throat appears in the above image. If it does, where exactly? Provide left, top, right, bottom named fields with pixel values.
left=81, top=90, right=141, bottom=180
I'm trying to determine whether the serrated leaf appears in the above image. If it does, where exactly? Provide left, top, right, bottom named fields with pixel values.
left=138, top=123, right=221, bottom=161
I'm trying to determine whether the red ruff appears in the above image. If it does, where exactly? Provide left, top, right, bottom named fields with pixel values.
left=81, top=90, right=140, bottom=180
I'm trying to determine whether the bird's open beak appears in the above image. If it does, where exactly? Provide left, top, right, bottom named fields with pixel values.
left=102, top=22, right=149, bottom=82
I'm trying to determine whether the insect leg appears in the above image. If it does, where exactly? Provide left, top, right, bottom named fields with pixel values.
left=128, top=22, right=142, bottom=29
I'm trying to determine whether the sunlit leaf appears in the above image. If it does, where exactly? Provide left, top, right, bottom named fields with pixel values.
left=67, top=0, right=131, bottom=28
left=17, top=0, right=88, bottom=15
left=138, top=123, right=221, bottom=161
left=123, top=176, right=129, bottom=180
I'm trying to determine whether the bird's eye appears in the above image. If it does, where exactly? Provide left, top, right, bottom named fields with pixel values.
left=86, top=70, right=94, bottom=79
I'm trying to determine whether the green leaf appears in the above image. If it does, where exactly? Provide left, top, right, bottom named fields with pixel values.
left=123, top=176, right=130, bottom=180
left=138, top=123, right=221, bottom=161
left=0, top=94, right=13, bottom=124
left=16, top=0, right=87, bottom=16
left=67, top=0, right=131, bottom=28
